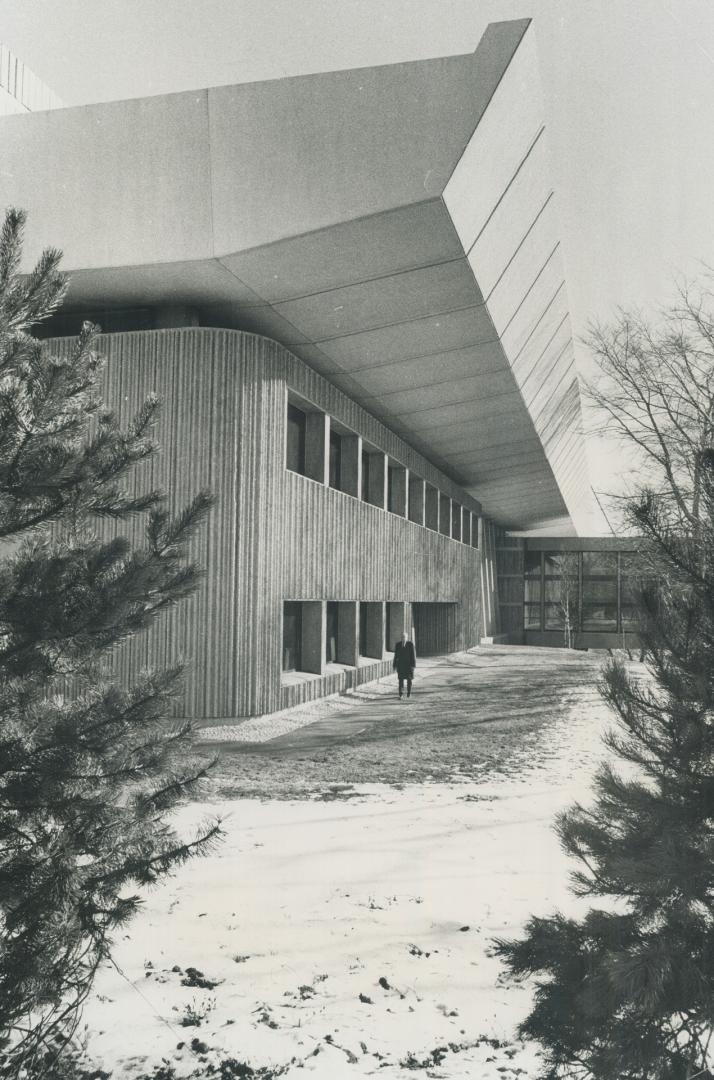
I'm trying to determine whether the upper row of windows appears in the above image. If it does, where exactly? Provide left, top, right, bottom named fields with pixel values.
left=286, top=401, right=478, bottom=547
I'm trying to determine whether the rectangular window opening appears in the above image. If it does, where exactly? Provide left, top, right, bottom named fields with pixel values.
left=286, top=403, right=307, bottom=476
left=424, top=484, right=439, bottom=530
left=439, top=493, right=450, bottom=536
left=387, top=463, right=407, bottom=516
left=329, top=429, right=342, bottom=490
left=452, top=503, right=462, bottom=541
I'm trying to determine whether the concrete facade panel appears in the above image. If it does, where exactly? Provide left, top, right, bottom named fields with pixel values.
left=340, top=340, right=507, bottom=397
left=470, top=457, right=557, bottom=483
left=273, top=258, right=479, bottom=341
left=199, top=303, right=309, bottom=345
left=525, top=347, right=574, bottom=419
left=1, top=93, right=214, bottom=270
left=475, top=475, right=559, bottom=504
left=208, top=52, right=497, bottom=252
left=519, top=320, right=572, bottom=401
left=372, top=368, right=519, bottom=419
left=391, top=392, right=526, bottom=439
left=485, top=198, right=562, bottom=333
left=467, top=134, right=553, bottom=299
left=445, top=441, right=544, bottom=466
left=64, top=259, right=265, bottom=309
left=510, top=287, right=569, bottom=384
left=500, top=254, right=565, bottom=363
left=443, top=28, right=544, bottom=255
left=218, top=200, right=462, bottom=302
left=316, top=305, right=496, bottom=370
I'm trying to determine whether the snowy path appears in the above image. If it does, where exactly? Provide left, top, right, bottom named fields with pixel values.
left=202, top=646, right=607, bottom=797
left=84, top=648, right=616, bottom=1078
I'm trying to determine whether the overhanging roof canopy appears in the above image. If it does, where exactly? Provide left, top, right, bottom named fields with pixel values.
left=0, top=18, right=592, bottom=533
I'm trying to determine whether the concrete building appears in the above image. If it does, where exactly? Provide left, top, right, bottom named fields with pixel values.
left=0, top=42, right=62, bottom=115
left=0, top=19, right=633, bottom=719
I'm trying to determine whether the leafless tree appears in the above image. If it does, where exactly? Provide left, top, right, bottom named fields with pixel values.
left=557, top=551, right=579, bottom=649
left=498, top=282, right=714, bottom=1078
left=586, top=278, right=714, bottom=540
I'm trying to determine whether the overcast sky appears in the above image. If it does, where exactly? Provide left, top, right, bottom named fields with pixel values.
left=1, top=0, right=713, bottom=532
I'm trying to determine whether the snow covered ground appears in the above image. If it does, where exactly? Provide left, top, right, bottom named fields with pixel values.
left=82, top=647, right=617, bottom=1078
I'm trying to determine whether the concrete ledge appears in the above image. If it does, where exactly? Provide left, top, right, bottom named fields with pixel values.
left=280, top=657, right=393, bottom=711
left=197, top=651, right=464, bottom=744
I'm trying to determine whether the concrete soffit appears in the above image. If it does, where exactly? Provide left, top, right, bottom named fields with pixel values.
left=0, top=16, right=592, bottom=533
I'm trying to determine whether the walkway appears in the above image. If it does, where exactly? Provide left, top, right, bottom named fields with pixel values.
left=199, top=645, right=607, bottom=799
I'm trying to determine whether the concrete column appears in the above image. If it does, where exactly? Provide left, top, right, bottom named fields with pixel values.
left=301, top=601, right=325, bottom=674
left=366, top=451, right=387, bottom=508
left=388, top=465, right=407, bottom=516
left=336, top=601, right=359, bottom=666
left=340, top=435, right=361, bottom=498
left=408, top=475, right=425, bottom=525
left=305, top=412, right=329, bottom=484
left=439, top=493, right=451, bottom=536
left=476, top=515, right=484, bottom=549
left=361, top=601, right=385, bottom=658
left=424, top=484, right=439, bottom=530
left=386, top=601, right=408, bottom=652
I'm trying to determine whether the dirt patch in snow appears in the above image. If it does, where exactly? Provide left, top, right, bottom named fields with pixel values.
left=199, top=647, right=606, bottom=799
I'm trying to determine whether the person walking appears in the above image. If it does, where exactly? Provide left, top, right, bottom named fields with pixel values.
left=393, top=631, right=416, bottom=699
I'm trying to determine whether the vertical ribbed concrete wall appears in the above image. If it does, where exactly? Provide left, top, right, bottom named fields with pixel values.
left=412, top=603, right=458, bottom=656
left=283, top=472, right=480, bottom=638
left=0, top=43, right=63, bottom=115
left=480, top=519, right=502, bottom=639
left=48, top=327, right=485, bottom=718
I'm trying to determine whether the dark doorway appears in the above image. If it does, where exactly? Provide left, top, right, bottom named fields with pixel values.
left=326, top=601, right=339, bottom=663
left=411, top=602, right=458, bottom=656
left=359, top=602, right=367, bottom=655
left=282, top=602, right=302, bottom=671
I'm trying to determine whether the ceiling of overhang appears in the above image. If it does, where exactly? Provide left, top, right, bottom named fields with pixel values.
left=1, top=17, right=592, bottom=533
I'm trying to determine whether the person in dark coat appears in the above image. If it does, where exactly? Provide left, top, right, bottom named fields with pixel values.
left=393, top=631, right=416, bottom=699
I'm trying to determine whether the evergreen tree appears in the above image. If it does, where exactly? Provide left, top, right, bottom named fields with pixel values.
left=0, top=209, right=218, bottom=1077
left=496, top=287, right=714, bottom=1079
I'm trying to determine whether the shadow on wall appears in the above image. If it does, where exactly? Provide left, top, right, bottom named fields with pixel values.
left=412, top=602, right=458, bottom=656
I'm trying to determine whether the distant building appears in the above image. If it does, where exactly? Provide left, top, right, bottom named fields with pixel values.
left=0, top=42, right=62, bottom=115
left=0, top=19, right=637, bottom=720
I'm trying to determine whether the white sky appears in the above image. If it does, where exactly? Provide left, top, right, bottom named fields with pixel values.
left=2, top=0, right=713, bottom=533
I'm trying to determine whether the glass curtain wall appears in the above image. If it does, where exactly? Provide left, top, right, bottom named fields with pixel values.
left=581, top=551, right=618, bottom=631
left=523, top=551, right=636, bottom=633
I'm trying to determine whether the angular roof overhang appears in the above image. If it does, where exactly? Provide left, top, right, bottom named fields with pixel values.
left=0, top=18, right=591, bottom=533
